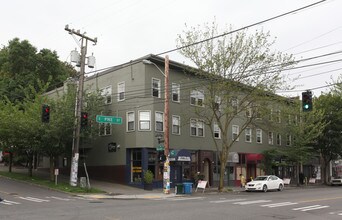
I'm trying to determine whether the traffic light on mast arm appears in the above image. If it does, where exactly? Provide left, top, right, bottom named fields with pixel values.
left=302, top=90, right=313, bottom=112
left=81, top=112, right=88, bottom=128
left=41, top=104, right=50, bottom=123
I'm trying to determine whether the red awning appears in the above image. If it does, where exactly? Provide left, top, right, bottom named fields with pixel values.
left=246, top=153, right=263, bottom=161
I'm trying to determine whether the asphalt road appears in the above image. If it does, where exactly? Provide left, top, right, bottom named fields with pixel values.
left=1, top=176, right=342, bottom=220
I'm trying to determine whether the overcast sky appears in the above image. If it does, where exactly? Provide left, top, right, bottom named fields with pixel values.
left=2, top=0, right=341, bottom=97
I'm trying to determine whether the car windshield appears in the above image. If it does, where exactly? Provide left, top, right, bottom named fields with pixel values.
left=254, top=176, right=268, bottom=181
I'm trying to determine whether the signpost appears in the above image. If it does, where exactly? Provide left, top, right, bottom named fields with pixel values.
left=96, top=115, right=122, bottom=124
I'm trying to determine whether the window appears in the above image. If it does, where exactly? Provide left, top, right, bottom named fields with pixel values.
left=256, top=129, right=262, bottom=143
left=214, top=96, right=221, bottom=111
left=276, top=133, right=281, bottom=146
left=231, top=97, right=238, bottom=114
left=172, top=115, right=180, bottom=135
left=172, top=83, right=180, bottom=102
left=214, top=122, right=221, bottom=139
left=268, top=132, right=274, bottom=145
left=232, top=125, right=239, bottom=141
left=293, top=115, right=298, bottom=125
left=117, top=82, right=125, bottom=101
left=152, top=78, right=161, bottom=98
left=101, top=86, right=112, bottom=104
left=190, top=90, right=204, bottom=107
left=127, top=111, right=135, bottom=132
left=155, top=112, right=164, bottom=132
left=190, top=119, right=204, bottom=137
left=269, top=109, right=273, bottom=121
left=131, top=149, right=142, bottom=182
left=245, top=127, right=252, bottom=142
left=276, top=110, right=281, bottom=123
left=246, top=107, right=252, bottom=118
left=287, top=114, right=291, bottom=125
left=99, top=123, right=111, bottom=136
left=139, top=111, right=151, bottom=130
left=286, top=134, right=291, bottom=146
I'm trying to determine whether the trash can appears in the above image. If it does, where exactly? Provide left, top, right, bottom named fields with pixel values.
left=183, top=182, right=193, bottom=194
left=175, top=183, right=184, bottom=194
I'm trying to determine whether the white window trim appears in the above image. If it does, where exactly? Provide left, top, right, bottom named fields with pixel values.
left=286, top=134, right=291, bottom=146
left=172, top=83, right=180, bottom=103
left=138, top=110, right=151, bottom=131
left=152, top=78, right=161, bottom=98
left=190, top=118, right=205, bottom=137
left=101, top=85, right=112, bottom=105
left=155, top=111, right=164, bottom=132
left=232, top=125, right=239, bottom=141
left=172, top=115, right=181, bottom=135
left=277, top=110, right=281, bottom=123
left=245, top=127, right=252, bottom=143
left=126, top=111, right=135, bottom=132
left=99, top=123, right=111, bottom=136
left=277, top=133, right=282, bottom=146
left=256, top=129, right=262, bottom=144
left=190, top=89, right=204, bottom=107
left=117, top=81, right=125, bottom=101
left=214, top=122, right=221, bottom=139
left=268, top=131, right=274, bottom=145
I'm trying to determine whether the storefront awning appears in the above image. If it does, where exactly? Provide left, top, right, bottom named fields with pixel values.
left=246, top=153, right=263, bottom=161
left=169, top=149, right=191, bottom=162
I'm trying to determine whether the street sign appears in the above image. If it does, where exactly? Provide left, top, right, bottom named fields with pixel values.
left=96, top=115, right=122, bottom=124
left=156, top=145, right=164, bottom=151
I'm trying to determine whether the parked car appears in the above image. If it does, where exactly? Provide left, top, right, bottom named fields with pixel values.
left=331, top=176, right=342, bottom=186
left=245, top=175, right=284, bottom=192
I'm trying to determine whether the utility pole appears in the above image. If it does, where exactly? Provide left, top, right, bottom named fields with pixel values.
left=163, top=55, right=170, bottom=194
left=65, top=25, right=97, bottom=187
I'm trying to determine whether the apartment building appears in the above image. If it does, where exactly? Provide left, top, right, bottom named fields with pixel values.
left=48, top=54, right=300, bottom=187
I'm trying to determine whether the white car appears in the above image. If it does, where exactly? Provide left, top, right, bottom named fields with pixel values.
left=331, top=176, right=342, bottom=186
left=245, top=175, right=284, bottom=192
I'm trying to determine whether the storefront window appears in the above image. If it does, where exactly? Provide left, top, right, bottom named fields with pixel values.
left=131, top=149, right=142, bottom=183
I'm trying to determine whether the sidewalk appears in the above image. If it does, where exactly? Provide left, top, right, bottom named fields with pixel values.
left=0, top=164, right=325, bottom=200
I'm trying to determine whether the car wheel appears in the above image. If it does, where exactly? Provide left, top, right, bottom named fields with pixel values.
left=278, top=184, right=284, bottom=191
left=263, top=185, right=268, bottom=192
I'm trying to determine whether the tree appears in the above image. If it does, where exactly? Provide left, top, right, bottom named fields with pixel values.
left=176, top=22, right=295, bottom=191
left=0, top=38, right=76, bottom=102
left=314, top=88, right=342, bottom=184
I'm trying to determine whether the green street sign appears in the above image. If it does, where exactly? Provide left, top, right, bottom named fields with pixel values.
left=96, top=115, right=122, bottom=124
left=156, top=145, right=164, bottom=151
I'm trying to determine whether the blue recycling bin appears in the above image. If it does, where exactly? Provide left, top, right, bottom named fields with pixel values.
left=183, top=182, right=193, bottom=194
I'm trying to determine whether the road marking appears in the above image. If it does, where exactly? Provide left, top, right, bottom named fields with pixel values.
left=46, top=196, right=71, bottom=201
left=0, top=200, right=21, bottom=205
left=234, top=200, right=272, bottom=205
left=292, top=205, right=329, bottom=211
left=210, top=198, right=247, bottom=204
left=300, top=196, right=342, bottom=203
left=18, top=197, right=50, bottom=203
left=261, top=202, right=298, bottom=208
left=164, top=197, right=205, bottom=201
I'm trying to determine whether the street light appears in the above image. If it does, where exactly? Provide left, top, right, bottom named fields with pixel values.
left=143, top=56, right=170, bottom=194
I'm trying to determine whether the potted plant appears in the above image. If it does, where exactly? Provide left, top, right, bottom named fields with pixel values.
left=143, top=170, right=154, bottom=190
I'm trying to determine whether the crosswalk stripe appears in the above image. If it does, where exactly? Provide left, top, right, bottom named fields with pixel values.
left=210, top=198, right=247, bottom=204
left=1, top=200, right=21, bottom=205
left=261, top=202, right=298, bottom=208
left=18, top=197, right=50, bottom=202
left=234, top=200, right=271, bottom=205
left=292, top=205, right=329, bottom=211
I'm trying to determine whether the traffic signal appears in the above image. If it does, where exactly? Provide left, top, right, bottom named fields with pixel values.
left=41, top=104, right=50, bottom=123
left=302, top=90, right=313, bottom=112
left=81, top=112, right=88, bottom=128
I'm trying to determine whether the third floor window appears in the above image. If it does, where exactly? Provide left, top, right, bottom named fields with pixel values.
left=190, top=90, right=204, bottom=107
left=152, top=78, right=161, bottom=98
left=172, top=83, right=180, bottom=102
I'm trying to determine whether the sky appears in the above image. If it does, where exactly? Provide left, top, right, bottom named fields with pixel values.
left=2, top=0, right=342, bottom=97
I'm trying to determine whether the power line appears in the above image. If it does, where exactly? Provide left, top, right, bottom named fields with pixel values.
left=156, top=0, right=327, bottom=56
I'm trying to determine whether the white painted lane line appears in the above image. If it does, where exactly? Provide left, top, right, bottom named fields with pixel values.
left=261, top=202, right=298, bottom=208
left=1, top=200, right=21, bottom=205
left=210, top=198, right=247, bottom=204
left=167, top=197, right=205, bottom=201
left=18, top=197, right=50, bottom=202
left=292, top=205, right=321, bottom=210
left=234, top=200, right=272, bottom=205
left=46, top=196, right=71, bottom=201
